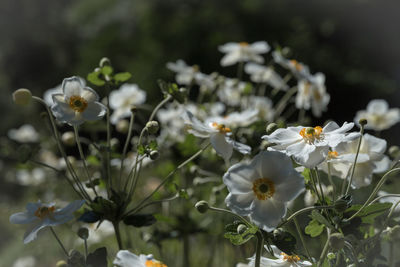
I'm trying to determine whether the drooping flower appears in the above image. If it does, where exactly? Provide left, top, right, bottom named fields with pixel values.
left=10, top=200, right=85, bottom=244
left=244, top=63, right=289, bottom=91
left=263, top=122, right=360, bottom=168
left=43, top=76, right=86, bottom=106
left=51, top=76, right=107, bottom=126
left=113, top=250, right=167, bottom=267
left=319, top=133, right=390, bottom=188
left=8, top=124, right=39, bottom=143
left=354, top=99, right=400, bottom=131
left=219, top=41, right=270, bottom=67
left=272, top=50, right=311, bottom=80
left=217, top=78, right=249, bottom=106
left=224, top=151, right=304, bottom=231
left=295, top=73, right=330, bottom=118
left=109, top=83, right=146, bottom=124
left=183, top=111, right=251, bottom=162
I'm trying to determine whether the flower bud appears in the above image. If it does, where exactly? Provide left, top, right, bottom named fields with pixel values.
left=99, top=57, right=111, bottom=67
left=237, top=224, right=247, bottom=234
left=130, top=105, right=138, bottom=114
left=334, top=195, right=352, bottom=213
left=329, top=233, right=345, bottom=251
left=195, top=200, right=209, bottom=214
left=56, top=261, right=68, bottom=267
left=358, top=118, right=368, bottom=126
left=61, top=131, right=75, bottom=146
left=327, top=252, right=336, bottom=260
left=116, top=119, right=130, bottom=134
left=389, top=146, right=400, bottom=159
left=150, top=150, right=159, bottom=160
left=266, top=123, right=278, bottom=135
left=110, top=138, right=120, bottom=149
left=146, top=121, right=159, bottom=134
left=77, top=227, right=89, bottom=240
left=12, top=88, right=32, bottom=106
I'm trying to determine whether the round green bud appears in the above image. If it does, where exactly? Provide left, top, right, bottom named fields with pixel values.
left=266, top=123, right=278, bottom=135
left=327, top=252, right=336, bottom=260
left=150, top=150, right=159, bottom=160
left=358, top=118, right=368, bottom=126
left=116, top=119, right=130, bottom=134
left=237, top=224, right=247, bottom=234
left=329, top=233, right=345, bottom=251
left=195, top=200, right=209, bottom=214
left=389, top=146, right=400, bottom=158
left=130, top=105, right=138, bottom=113
left=77, top=227, right=89, bottom=240
left=56, top=261, right=68, bottom=267
left=61, top=131, right=75, bottom=146
left=12, top=88, right=32, bottom=106
left=146, top=121, right=159, bottom=134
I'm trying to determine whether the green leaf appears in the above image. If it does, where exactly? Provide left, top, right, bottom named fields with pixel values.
left=68, top=250, right=86, bottom=267
left=224, top=221, right=258, bottom=245
left=137, top=144, right=146, bottom=155
left=178, top=189, right=189, bottom=199
left=345, top=202, right=392, bottom=224
left=87, top=155, right=100, bottom=166
left=101, top=65, right=113, bottom=76
left=148, top=140, right=158, bottom=151
left=310, top=210, right=335, bottom=229
left=86, top=247, right=107, bottom=267
left=305, top=219, right=325, bottom=237
left=114, top=72, right=132, bottom=83
left=87, top=72, right=105, bottom=86
left=302, top=168, right=312, bottom=185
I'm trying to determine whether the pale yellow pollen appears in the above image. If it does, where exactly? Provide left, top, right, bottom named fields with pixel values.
left=145, top=260, right=167, bottom=267
left=69, top=95, right=88, bottom=113
left=328, top=151, right=338, bottom=159
left=252, top=178, right=275, bottom=200
left=281, top=252, right=300, bottom=263
left=34, top=206, right=55, bottom=219
left=299, top=126, right=323, bottom=144
left=289, top=59, right=303, bottom=71
left=211, top=122, right=231, bottom=134
left=239, top=42, right=249, bottom=47
left=313, top=89, right=322, bottom=101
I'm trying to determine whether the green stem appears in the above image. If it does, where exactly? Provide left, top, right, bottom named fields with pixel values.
left=119, top=112, right=135, bottom=186
left=106, top=101, right=112, bottom=197
left=314, top=168, right=326, bottom=202
left=254, top=232, right=264, bottom=267
left=50, top=227, right=69, bottom=257
left=345, top=125, right=364, bottom=195
left=317, top=229, right=330, bottom=267
left=208, top=206, right=253, bottom=228
left=273, top=86, right=298, bottom=119
left=148, top=94, right=172, bottom=122
left=278, top=205, right=334, bottom=228
left=327, top=162, right=336, bottom=201
left=113, top=221, right=123, bottom=250
left=293, top=216, right=313, bottom=263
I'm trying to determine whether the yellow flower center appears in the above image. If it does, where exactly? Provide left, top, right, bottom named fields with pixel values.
left=69, top=95, right=88, bottom=113
left=239, top=42, right=249, bottom=47
left=252, top=178, right=275, bottom=200
left=281, top=252, right=300, bottom=263
left=212, top=122, right=231, bottom=134
left=34, top=206, right=55, bottom=219
left=289, top=59, right=303, bottom=71
left=145, top=260, right=167, bottom=267
left=299, top=126, right=323, bottom=144
left=328, top=151, right=338, bottom=159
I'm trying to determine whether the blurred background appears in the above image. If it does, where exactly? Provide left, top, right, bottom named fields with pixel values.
left=1, top=0, right=400, bottom=266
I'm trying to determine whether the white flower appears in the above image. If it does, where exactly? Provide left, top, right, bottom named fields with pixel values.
left=15, top=168, right=46, bottom=186
left=378, top=191, right=400, bottom=213
left=12, top=256, right=36, bottom=267
left=166, top=59, right=210, bottom=87
left=244, top=63, right=289, bottom=91
left=206, top=109, right=259, bottom=128
left=43, top=76, right=86, bottom=106
left=8, top=124, right=39, bottom=143
left=295, top=74, right=330, bottom=117
left=243, top=96, right=275, bottom=122
left=354, top=99, right=400, bottom=131
left=113, top=250, right=166, bottom=267
left=219, top=41, right=270, bottom=66
left=184, top=111, right=251, bottom=162
left=224, top=151, right=304, bottom=231
left=10, top=200, right=85, bottom=244
left=109, top=83, right=146, bottom=124
left=319, top=133, right=390, bottom=188
left=217, top=78, right=248, bottom=106
left=263, top=122, right=360, bottom=168
left=51, top=76, right=107, bottom=126
left=247, top=246, right=312, bottom=267
left=272, top=51, right=311, bottom=80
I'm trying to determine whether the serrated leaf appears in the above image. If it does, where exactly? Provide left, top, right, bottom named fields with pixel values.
left=305, top=219, right=325, bottom=237
left=101, top=65, right=113, bottom=76
left=114, top=72, right=132, bottom=83
left=345, top=202, right=392, bottom=224
left=123, top=214, right=157, bottom=227
left=86, top=247, right=107, bottom=267
left=148, top=140, right=158, bottom=151
left=224, top=221, right=258, bottom=245
left=137, top=144, right=146, bottom=155
left=310, top=210, right=334, bottom=229
left=87, top=72, right=105, bottom=86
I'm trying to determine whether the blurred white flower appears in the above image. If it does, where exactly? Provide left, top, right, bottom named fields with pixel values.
left=167, top=59, right=214, bottom=89
left=113, top=251, right=166, bottom=267
left=263, top=122, right=359, bottom=168
left=244, top=63, right=288, bottom=91
left=295, top=73, right=330, bottom=117
left=8, top=124, right=39, bottom=143
left=109, top=83, right=146, bottom=124
left=217, top=78, right=248, bottom=106
left=243, top=96, right=275, bottom=122
left=219, top=41, right=270, bottom=66
left=354, top=99, right=400, bottom=131
left=304, top=183, right=333, bottom=206
left=10, top=200, right=85, bottom=244
left=206, top=109, right=258, bottom=128
left=378, top=191, right=400, bottom=213
left=184, top=111, right=251, bottom=162
left=51, top=76, right=106, bottom=126
left=12, top=256, right=36, bottom=267
left=224, top=151, right=304, bottom=231
left=272, top=50, right=311, bottom=80
left=320, top=133, right=390, bottom=188
left=43, top=76, right=86, bottom=106
left=15, top=168, right=46, bottom=186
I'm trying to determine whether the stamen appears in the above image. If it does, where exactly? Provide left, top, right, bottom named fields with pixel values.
left=239, top=42, right=249, bottom=47
left=281, top=252, right=301, bottom=263
left=289, top=59, right=303, bottom=71
left=252, top=178, right=275, bottom=200
left=299, top=126, right=323, bottom=144
left=328, top=151, right=338, bottom=159
left=69, top=95, right=88, bottom=113
left=211, top=122, right=232, bottom=134
left=145, top=260, right=167, bottom=267
left=34, top=206, right=55, bottom=219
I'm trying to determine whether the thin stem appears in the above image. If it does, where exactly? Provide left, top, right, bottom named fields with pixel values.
left=389, top=241, right=394, bottom=267
left=293, top=216, right=313, bottom=263
left=84, top=239, right=88, bottom=259
left=317, top=228, right=330, bottom=267
left=119, top=112, right=135, bottom=185
left=278, top=205, right=334, bottom=228
left=343, top=167, right=400, bottom=222
left=50, top=227, right=69, bottom=257
left=237, top=61, right=244, bottom=80
left=344, top=241, right=358, bottom=266
left=113, top=222, right=123, bottom=250
left=125, top=194, right=179, bottom=216
left=254, top=232, right=264, bottom=267
left=148, top=94, right=172, bottom=122
left=73, top=126, right=98, bottom=197
left=327, top=162, right=336, bottom=201
left=273, top=86, right=298, bottom=119
left=106, top=102, right=112, bottom=196
left=310, top=169, right=322, bottom=202
left=314, top=168, right=326, bottom=201
left=208, top=206, right=253, bottom=228
left=345, top=125, right=365, bottom=195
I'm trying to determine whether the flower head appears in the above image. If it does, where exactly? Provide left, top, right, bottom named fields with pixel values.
left=10, top=200, right=85, bottom=244
left=109, top=83, right=146, bottom=124
left=51, top=77, right=106, bottom=126
left=354, top=99, right=400, bottom=131
left=113, top=250, right=167, bottom=267
left=245, top=63, right=288, bottom=91
left=219, top=41, right=270, bottom=66
left=272, top=51, right=311, bottom=80
left=223, top=151, right=304, bottom=231
left=8, top=124, right=39, bottom=143
left=263, top=122, right=359, bottom=168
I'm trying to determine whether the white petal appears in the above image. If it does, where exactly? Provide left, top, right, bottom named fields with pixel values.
left=249, top=41, right=270, bottom=54
left=262, top=127, right=302, bottom=146
left=363, top=133, right=386, bottom=155
left=220, top=51, right=241, bottom=66
left=81, top=87, right=99, bottom=103
left=10, top=212, right=38, bottom=224
left=373, top=156, right=390, bottom=174
left=113, top=250, right=145, bottom=267
left=210, top=133, right=233, bottom=161
left=250, top=199, right=286, bottom=232
left=367, top=99, right=388, bottom=114
left=274, top=173, right=305, bottom=202
left=62, top=76, right=83, bottom=98
left=223, top=162, right=256, bottom=193
left=23, top=221, right=47, bottom=244
left=51, top=95, right=76, bottom=123
left=225, top=192, right=255, bottom=216
left=218, top=42, right=240, bottom=53
left=81, top=102, right=107, bottom=121
left=227, top=138, right=251, bottom=154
